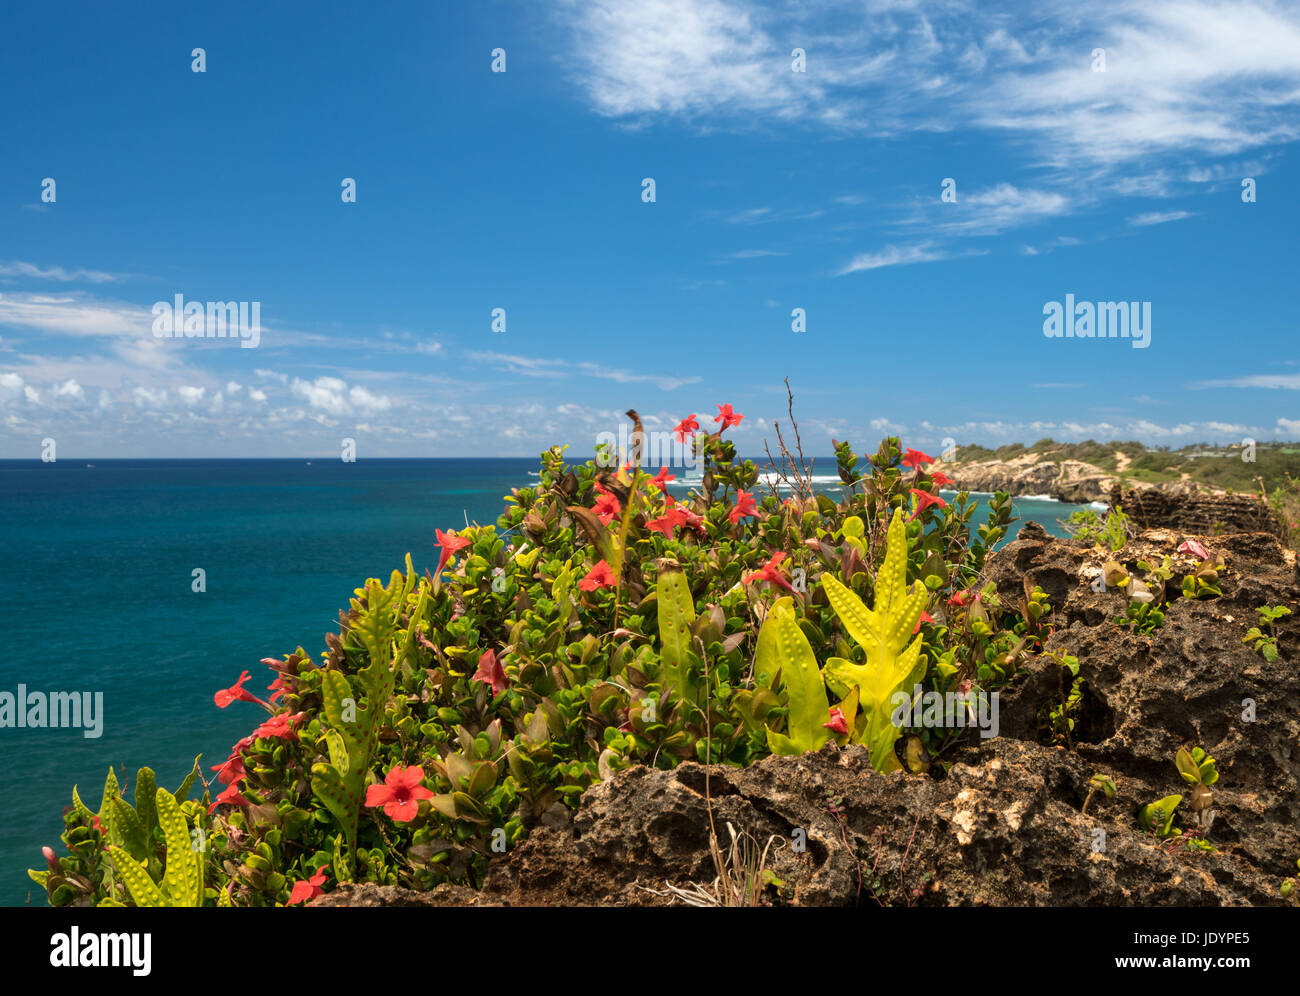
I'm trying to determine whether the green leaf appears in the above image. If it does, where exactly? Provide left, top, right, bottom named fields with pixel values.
left=134, top=768, right=158, bottom=838
left=657, top=564, right=697, bottom=707
left=157, top=789, right=203, bottom=907
left=821, top=509, right=928, bottom=773
left=758, top=597, right=830, bottom=756
left=1139, top=794, right=1182, bottom=837
left=174, top=755, right=202, bottom=803
left=108, top=846, right=167, bottom=908
left=1175, top=747, right=1201, bottom=786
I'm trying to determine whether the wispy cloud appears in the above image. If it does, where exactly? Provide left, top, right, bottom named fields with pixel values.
left=1196, top=373, right=1300, bottom=390
left=1129, top=210, right=1193, bottom=226
left=0, top=261, right=122, bottom=283
left=466, top=350, right=700, bottom=391
left=836, top=242, right=948, bottom=275
left=718, top=248, right=788, bottom=259
left=559, top=0, right=1300, bottom=177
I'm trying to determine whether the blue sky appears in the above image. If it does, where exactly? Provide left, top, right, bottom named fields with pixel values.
left=2, top=0, right=1298, bottom=458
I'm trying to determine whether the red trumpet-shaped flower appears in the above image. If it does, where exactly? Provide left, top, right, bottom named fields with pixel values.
left=673, top=415, right=700, bottom=442
left=287, top=868, right=328, bottom=906
left=913, top=610, right=935, bottom=635
left=365, top=765, right=435, bottom=823
left=580, top=559, right=617, bottom=592
left=210, top=753, right=247, bottom=786
left=910, top=488, right=947, bottom=518
left=592, top=483, right=621, bottom=525
left=902, top=448, right=934, bottom=469
left=207, top=782, right=252, bottom=814
left=928, top=471, right=954, bottom=487
left=714, top=404, right=744, bottom=431
left=823, top=707, right=849, bottom=735
left=729, top=489, right=759, bottom=524
left=648, top=466, right=676, bottom=492
left=251, top=711, right=305, bottom=742
left=646, top=511, right=679, bottom=539
left=435, top=528, right=471, bottom=576
left=743, top=552, right=795, bottom=593
left=214, top=671, right=270, bottom=709
left=472, top=649, right=509, bottom=696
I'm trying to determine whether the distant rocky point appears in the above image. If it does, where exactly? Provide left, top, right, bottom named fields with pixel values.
left=933, top=452, right=1123, bottom=504
left=933, top=439, right=1293, bottom=509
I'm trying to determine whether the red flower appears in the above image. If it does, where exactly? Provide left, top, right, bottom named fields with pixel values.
left=365, top=765, right=435, bottom=823
left=435, top=528, right=471, bottom=576
left=743, top=552, right=795, bottom=593
left=287, top=868, right=328, bottom=906
left=207, top=782, right=252, bottom=814
left=912, top=610, right=935, bottom=635
left=646, top=512, right=678, bottom=539
left=592, top=483, right=622, bottom=525
left=948, top=589, right=977, bottom=607
left=678, top=506, right=707, bottom=536
left=266, top=674, right=290, bottom=704
left=1178, top=539, right=1210, bottom=560
left=729, top=489, right=759, bottom=524
left=214, top=671, right=269, bottom=709
left=673, top=415, right=700, bottom=442
left=714, top=404, right=744, bottom=431
left=823, top=707, right=849, bottom=735
left=472, top=649, right=509, bottom=696
left=251, top=711, right=305, bottom=742
left=902, top=448, right=934, bottom=469
left=929, top=471, right=954, bottom=487
left=580, top=560, right=617, bottom=592
left=210, top=753, right=247, bottom=786
left=910, top=488, right=947, bottom=517
left=648, top=467, right=676, bottom=492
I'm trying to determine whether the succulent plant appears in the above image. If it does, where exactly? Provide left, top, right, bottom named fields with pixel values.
left=822, top=509, right=928, bottom=773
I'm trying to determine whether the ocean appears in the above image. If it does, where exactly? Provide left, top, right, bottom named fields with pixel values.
left=0, top=457, right=1091, bottom=905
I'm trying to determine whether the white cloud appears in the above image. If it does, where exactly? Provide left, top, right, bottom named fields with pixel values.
left=559, top=0, right=1300, bottom=183
left=349, top=385, right=393, bottom=413
left=837, top=242, right=947, bottom=275
left=0, top=261, right=121, bottom=283
left=132, top=387, right=168, bottom=409
left=1129, top=210, right=1193, bottom=226
left=1196, top=373, right=1300, bottom=389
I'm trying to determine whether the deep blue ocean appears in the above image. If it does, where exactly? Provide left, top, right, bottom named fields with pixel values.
left=0, top=458, right=1089, bottom=905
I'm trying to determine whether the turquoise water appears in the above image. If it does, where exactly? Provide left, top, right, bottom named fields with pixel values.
left=0, top=458, right=1087, bottom=905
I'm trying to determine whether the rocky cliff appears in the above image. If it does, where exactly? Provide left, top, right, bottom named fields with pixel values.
left=932, top=453, right=1124, bottom=503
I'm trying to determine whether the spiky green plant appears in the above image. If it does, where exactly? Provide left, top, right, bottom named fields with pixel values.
left=757, top=596, right=830, bottom=755
left=821, top=508, right=927, bottom=772
left=102, top=788, right=205, bottom=907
